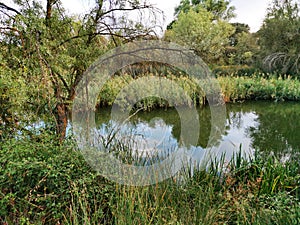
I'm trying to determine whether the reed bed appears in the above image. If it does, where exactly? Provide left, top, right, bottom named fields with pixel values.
left=97, top=73, right=300, bottom=109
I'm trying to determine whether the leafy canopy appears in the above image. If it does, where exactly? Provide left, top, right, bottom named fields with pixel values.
left=165, top=7, right=234, bottom=64
left=174, top=0, right=236, bottom=21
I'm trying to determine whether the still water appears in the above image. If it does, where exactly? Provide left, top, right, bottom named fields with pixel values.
left=95, top=101, right=300, bottom=165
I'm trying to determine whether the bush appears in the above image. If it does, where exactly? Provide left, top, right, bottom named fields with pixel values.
left=0, top=135, right=114, bottom=224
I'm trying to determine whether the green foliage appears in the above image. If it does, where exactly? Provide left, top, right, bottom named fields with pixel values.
left=98, top=73, right=206, bottom=109
left=0, top=61, right=28, bottom=140
left=110, top=151, right=299, bottom=224
left=229, top=22, right=250, bottom=46
left=97, top=71, right=300, bottom=108
left=0, top=0, right=160, bottom=140
left=165, top=7, right=235, bottom=64
left=228, top=32, right=260, bottom=65
left=258, top=0, right=300, bottom=76
left=218, top=73, right=300, bottom=102
left=174, top=0, right=236, bottom=20
left=223, top=23, right=260, bottom=66
left=0, top=135, right=114, bottom=224
left=259, top=0, right=300, bottom=55
left=1, top=135, right=298, bottom=224
left=0, top=0, right=108, bottom=140
left=212, top=65, right=261, bottom=76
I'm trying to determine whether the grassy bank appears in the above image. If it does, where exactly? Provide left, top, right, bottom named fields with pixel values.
left=1, top=136, right=299, bottom=224
left=97, top=73, right=300, bottom=109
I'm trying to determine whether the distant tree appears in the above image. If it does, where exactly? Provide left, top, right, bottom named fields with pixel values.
left=229, top=23, right=250, bottom=46
left=174, top=0, right=236, bottom=20
left=223, top=23, right=259, bottom=65
left=164, top=7, right=234, bottom=64
left=167, top=0, right=235, bottom=30
left=258, top=0, right=300, bottom=75
left=232, top=32, right=259, bottom=65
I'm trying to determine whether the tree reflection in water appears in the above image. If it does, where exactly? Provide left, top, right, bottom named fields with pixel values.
left=95, top=101, right=300, bottom=164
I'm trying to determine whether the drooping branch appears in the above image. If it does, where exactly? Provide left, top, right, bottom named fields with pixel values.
left=94, top=0, right=104, bottom=23
left=85, top=0, right=161, bottom=41
left=57, top=27, right=153, bottom=48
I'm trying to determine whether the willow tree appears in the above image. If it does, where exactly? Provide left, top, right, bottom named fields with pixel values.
left=0, top=0, right=161, bottom=141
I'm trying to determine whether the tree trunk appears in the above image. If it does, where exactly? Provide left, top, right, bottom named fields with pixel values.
left=46, top=0, right=58, bottom=26
left=55, top=102, right=68, bottom=143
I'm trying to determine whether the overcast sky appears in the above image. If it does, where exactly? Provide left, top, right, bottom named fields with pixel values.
left=2, top=0, right=272, bottom=32
left=61, top=0, right=271, bottom=32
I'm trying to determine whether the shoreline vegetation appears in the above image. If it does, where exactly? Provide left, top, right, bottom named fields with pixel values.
left=1, top=138, right=299, bottom=224
left=97, top=72, right=300, bottom=110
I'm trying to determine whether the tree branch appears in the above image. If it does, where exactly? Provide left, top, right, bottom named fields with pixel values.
left=100, top=5, right=152, bottom=18
left=0, top=2, right=21, bottom=15
left=0, top=26, right=25, bottom=48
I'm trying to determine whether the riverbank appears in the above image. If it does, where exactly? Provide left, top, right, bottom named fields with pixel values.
left=1, top=137, right=299, bottom=224
left=97, top=73, right=300, bottom=109
left=1, top=73, right=300, bottom=224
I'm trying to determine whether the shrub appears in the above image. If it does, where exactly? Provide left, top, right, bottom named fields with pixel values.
left=0, top=135, right=114, bottom=224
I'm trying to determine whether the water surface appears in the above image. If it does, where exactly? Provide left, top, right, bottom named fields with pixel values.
left=95, top=101, right=300, bottom=165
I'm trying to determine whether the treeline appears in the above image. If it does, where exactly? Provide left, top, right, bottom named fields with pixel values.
left=164, top=0, right=300, bottom=76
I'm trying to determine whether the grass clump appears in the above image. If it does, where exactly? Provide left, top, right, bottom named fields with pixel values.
left=111, top=152, right=299, bottom=225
